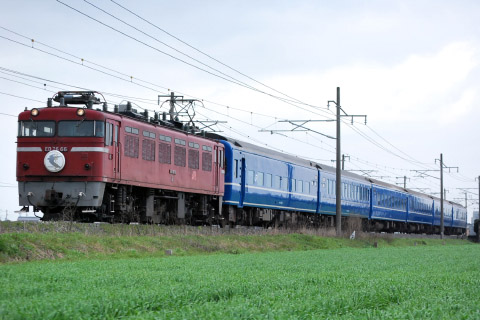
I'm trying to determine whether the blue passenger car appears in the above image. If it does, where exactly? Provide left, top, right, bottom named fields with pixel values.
left=215, top=135, right=467, bottom=234
left=318, top=169, right=370, bottom=218
left=371, top=183, right=408, bottom=223
left=407, top=193, right=434, bottom=226
left=221, top=138, right=318, bottom=216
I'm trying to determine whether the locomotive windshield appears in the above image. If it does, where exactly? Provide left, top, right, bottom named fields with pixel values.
left=58, top=120, right=105, bottom=137
left=18, top=121, right=55, bottom=137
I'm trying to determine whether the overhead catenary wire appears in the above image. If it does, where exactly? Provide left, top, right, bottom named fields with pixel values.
left=108, top=0, right=325, bottom=112
left=1, top=63, right=468, bottom=197
left=1, top=27, right=473, bottom=199
left=0, top=27, right=334, bottom=121
left=1, top=65, right=454, bottom=191
left=57, top=0, right=327, bottom=114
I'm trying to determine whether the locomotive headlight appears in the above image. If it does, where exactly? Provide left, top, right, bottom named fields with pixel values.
left=76, top=108, right=86, bottom=116
left=31, top=108, right=39, bottom=117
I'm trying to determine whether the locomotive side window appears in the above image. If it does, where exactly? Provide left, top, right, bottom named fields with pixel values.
left=174, top=146, right=186, bottom=167
left=143, top=130, right=156, bottom=139
left=158, top=143, right=171, bottom=164
left=96, top=122, right=105, bottom=138
left=175, top=138, right=186, bottom=146
left=160, top=135, right=172, bottom=142
left=18, top=121, right=55, bottom=137
left=114, top=125, right=118, bottom=144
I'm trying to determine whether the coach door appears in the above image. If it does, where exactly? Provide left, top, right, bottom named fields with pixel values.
left=214, top=146, right=221, bottom=193
left=239, top=157, right=246, bottom=208
left=106, top=119, right=121, bottom=180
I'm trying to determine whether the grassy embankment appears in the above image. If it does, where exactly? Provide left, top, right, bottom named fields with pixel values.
left=0, top=221, right=471, bottom=263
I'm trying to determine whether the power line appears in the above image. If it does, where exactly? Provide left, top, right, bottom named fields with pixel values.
left=0, top=91, right=43, bottom=103
left=1, top=28, right=464, bottom=185
left=108, top=0, right=323, bottom=111
left=1, top=63, right=452, bottom=189
left=57, top=0, right=322, bottom=113
left=0, top=112, right=17, bottom=117
left=0, top=28, right=333, bottom=121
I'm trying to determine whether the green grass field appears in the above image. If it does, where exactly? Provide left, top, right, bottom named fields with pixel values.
left=1, top=244, right=479, bottom=319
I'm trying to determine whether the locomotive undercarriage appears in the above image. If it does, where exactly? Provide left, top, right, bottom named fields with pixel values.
left=90, top=184, right=224, bottom=225
left=37, top=183, right=223, bottom=225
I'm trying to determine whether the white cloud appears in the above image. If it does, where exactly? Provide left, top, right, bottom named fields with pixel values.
left=256, top=41, right=480, bottom=126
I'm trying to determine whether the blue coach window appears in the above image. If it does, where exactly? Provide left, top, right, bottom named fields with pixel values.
left=305, top=181, right=310, bottom=194
left=265, top=173, right=272, bottom=188
left=247, top=170, right=254, bottom=185
left=257, top=172, right=264, bottom=186
left=274, top=176, right=281, bottom=189
left=297, top=180, right=303, bottom=193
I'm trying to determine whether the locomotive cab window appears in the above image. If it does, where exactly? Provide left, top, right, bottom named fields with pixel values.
left=58, top=120, right=105, bottom=137
left=18, top=121, right=55, bottom=137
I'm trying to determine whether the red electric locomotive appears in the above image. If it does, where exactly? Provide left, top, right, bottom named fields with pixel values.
left=17, top=91, right=225, bottom=223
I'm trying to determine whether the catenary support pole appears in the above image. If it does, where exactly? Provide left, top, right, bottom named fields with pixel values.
left=440, top=153, right=444, bottom=239
left=336, top=87, right=342, bottom=236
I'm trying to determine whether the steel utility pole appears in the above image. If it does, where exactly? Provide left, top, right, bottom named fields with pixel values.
left=335, top=87, right=341, bottom=236
left=259, top=87, right=366, bottom=236
left=329, top=87, right=366, bottom=236
left=435, top=154, right=458, bottom=239
left=440, top=153, right=444, bottom=239
left=414, top=156, right=458, bottom=239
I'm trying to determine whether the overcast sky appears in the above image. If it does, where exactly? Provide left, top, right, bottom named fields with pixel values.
left=1, top=0, right=479, bottom=222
